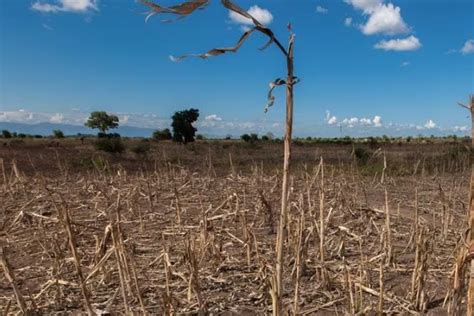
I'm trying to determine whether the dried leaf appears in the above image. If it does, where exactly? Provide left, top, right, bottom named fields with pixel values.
left=169, top=27, right=256, bottom=62
left=264, top=76, right=300, bottom=113
left=265, top=78, right=286, bottom=113
left=221, top=0, right=282, bottom=54
left=141, top=0, right=209, bottom=22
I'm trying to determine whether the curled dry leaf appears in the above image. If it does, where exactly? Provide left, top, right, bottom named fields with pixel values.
left=141, top=0, right=209, bottom=22
left=265, top=78, right=286, bottom=113
left=265, top=77, right=300, bottom=113
left=169, top=28, right=257, bottom=62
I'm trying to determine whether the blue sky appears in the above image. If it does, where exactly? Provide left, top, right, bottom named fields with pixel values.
left=0, top=0, right=473, bottom=137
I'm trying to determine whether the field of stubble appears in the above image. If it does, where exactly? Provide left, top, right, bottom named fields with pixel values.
left=0, top=139, right=471, bottom=314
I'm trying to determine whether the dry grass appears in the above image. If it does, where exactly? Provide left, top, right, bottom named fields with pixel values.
left=0, top=143, right=470, bottom=314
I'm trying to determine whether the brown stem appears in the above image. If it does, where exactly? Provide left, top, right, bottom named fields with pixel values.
left=275, top=33, right=295, bottom=315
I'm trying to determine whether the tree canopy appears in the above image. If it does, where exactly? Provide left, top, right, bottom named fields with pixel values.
left=85, top=111, right=119, bottom=134
left=171, top=108, right=199, bottom=144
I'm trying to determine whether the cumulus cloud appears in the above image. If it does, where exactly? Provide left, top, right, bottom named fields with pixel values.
left=345, top=0, right=419, bottom=53
left=401, top=61, right=410, bottom=67
left=424, top=119, right=436, bottom=129
left=372, top=115, right=382, bottom=127
left=31, top=0, right=98, bottom=13
left=325, top=111, right=338, bottom=125
left=325, top=112, right=383, bottom=128
left=374, top=35, right=421, bottom=51
left=49, top=113, right=64, bottom=123
left=229, top=5, right=273, bottom=26
left=461, top=39, right=474, bottom=55
left=360, top=3, right=409, bottom=35
left=344, top=0, right=382, bottom=13
left=453, top=126, right=469, bottom=132
left=316, top=6, right=328, bottom=14
left=205, top=114, right=222, bottom=121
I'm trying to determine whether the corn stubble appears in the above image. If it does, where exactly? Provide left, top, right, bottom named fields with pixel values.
left=0, top=144, right=470, bottom=314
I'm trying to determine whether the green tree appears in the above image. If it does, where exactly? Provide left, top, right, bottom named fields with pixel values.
left=152, top=128, right=172, bottom=141
left=2, top=130, right=12, bottom=138
left=241, top=134, right=251, bottom=142
left=53, top=129, right=64, bottom=138
left=171, top=108, right=199, bottom=144
left=85, top=111, right=119, bottom=135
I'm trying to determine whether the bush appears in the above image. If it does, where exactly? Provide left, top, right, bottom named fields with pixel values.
left=18, top=133, right=27, bottom=138
left=196, top=134, right=205, bottom=140
left=130, top=141, right=151, bottom=155
left=241, top=134, right=251, bottom=142
left=53, top=129, right=64, bottom=138
left=152, top=128, right=172, bottom=141
left=95, top=137, right=125, bottom=153
left=354, top=146, right=372, bottom=165
left=2, top=130, right=12, bottom=138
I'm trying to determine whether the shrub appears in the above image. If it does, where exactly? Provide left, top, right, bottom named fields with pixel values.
left=261, top=135, right=269, bottom=141
left=95, top=137, right=125, bottom=153
left=2, top=130, right=12, bottom=138
left=250, top=133, right=259, bottom=142
left=130, top=141, right=151, bottom=155
left=53, top=129, right=65, bottom=138
left=196, top=134, right=205, bottom=140
left=354, top=146, right=372, bottom=165
left=18, top=133, right=27, bottom=138
left=152, top=128, right=172, bottom=141
left=241, top=134, right=251, bottom=142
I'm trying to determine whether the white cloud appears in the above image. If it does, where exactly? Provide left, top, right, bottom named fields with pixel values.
left=121, top=115, right=130, bottom=124
left=326, top=113, right=383, bottom=128
left=229, top=5, right=273, bottom=26
left=316, top=6, right=328, bottom=14
left=372, top=115, right=382, bottom=127
left=401, top=61, right=410, bottom=67
left=325, top=111, right=338, bottom=125
left=361, top=3, right=409, bottom=35
left=344, top=17, right=353, bottom=26
left=328, top=116, right=338, bottom=125
left=49, top=113, right=64, bottom=123
left=344, top=0, right=382, bottom=13
left=205, top=114, right=222, bottom=121
left=453, top=126, right=469, bottom=132
left=31, top=0, right=98, bottom=13
left=374, top=35, right=421, bottom=51
left=32, top=3, right=60, bottom=13
left=424, top=119, right=436, bottom=129
left=461, top=39, right=474, bottom=55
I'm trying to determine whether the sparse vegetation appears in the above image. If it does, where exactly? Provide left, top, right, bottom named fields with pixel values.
left=152, top=128, right=172, bottom=141
left=2, top=130, right=12, bottom=138
left=53, top=129, right=65, bottom=138
left=85, top=111, right=119, bottom=135
left=171, top=108, right=199, bottom=144
left=0, top=138, right=471, bottom=314
left=130, top=140, right=151, bottom=155
left=94, top=136, right=125, bottom=153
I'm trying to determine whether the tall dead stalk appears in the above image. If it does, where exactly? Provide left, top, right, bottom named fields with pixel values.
left=1, top=247, right=28, bottom=314
left=139, top=1, right=299, bottom=313
left=58, top=205, right=95, bottom=315
left=458, top=94, right=474, bottom=314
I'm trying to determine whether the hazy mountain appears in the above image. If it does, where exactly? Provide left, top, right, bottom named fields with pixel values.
left=0, top=122, right=157, bottom=137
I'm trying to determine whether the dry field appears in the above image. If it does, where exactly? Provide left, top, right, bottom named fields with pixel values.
left=0, top=139, right=471, bottom=314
